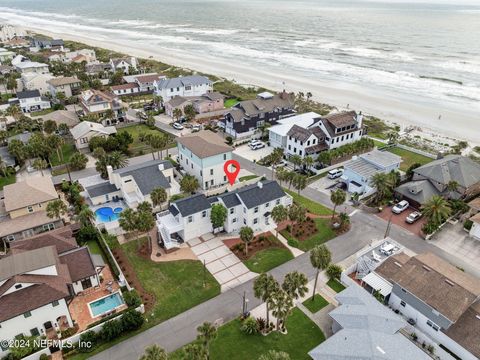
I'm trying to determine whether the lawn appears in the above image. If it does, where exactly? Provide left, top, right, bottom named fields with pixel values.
left=30, top=108, right=55, bottom=117
left=386, top=146, right=433, bottom=171
left=281, top=218, right=336, bottom=251
left=85, top=239, right=107, bottom=263
left=239, top=174, right=258, bottom=182
left=50, top=143, right=77, bottom=166
left=224, top=98, right=240, bottom=108
left=118, top=124, right=175, bottom=156
left=121, top=239, right=220, bottom=324
left=170, top=308, right=325, bottom=360
left=307, top=171, right=328, bottom=184
left=284, top=189, right=332, bottom=216
left=327, top=279, right=346, bottom=293
left=0, top=174, right=15, bottom=190
left=303, top=295, right=329, bottom=313
left=244, top=247, right=294, bottom=273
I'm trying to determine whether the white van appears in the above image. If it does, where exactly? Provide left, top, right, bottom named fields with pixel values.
left=327, top=168, right=344, bottom=179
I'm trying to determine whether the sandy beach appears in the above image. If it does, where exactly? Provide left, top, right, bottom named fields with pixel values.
left=21, top=26, right=480, bottom=147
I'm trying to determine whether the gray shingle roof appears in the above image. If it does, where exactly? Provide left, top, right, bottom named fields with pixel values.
left=172, top=194, right=211, bottom=217
left=395, top=180, right=441, bottom=205
left=16, top=90, right=40, bottom=99
left=113, top=159, right=173, bottom=195
left=217, top=192, right=241, bottom=208
left=236, top=180, right=285, bottom=209
left=86, top=182, right=118, bottom=198
left=155, top=75, right=212, bottom=90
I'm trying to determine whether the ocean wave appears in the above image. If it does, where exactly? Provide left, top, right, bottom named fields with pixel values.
left=419, top=75, right=463, bottom=85
left=174, top=28, right=239, bottom=36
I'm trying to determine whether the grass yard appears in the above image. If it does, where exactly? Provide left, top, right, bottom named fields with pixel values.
left=372, top=139, right=388, bottom=149
left=85, top=239, right=108, bottom=263
left=327, top=279, right=346, bottom=293
left=239, top=174, right=258, bottom=182
left=49, top=143, right=77, bottom=166
left=244, top=247, right=294, bottom=273
left=386, top=146, right=433, bottom=171
left=170, top=308, right=325, bottom=360
left=0, top=174, right=15, bottom=190
left=303, top=295, right=329, bottom=313
left=281, top=218, right=336, bottom=251
left=121, top=239, right=220, bottom=324
left=285, top=189, right=332, bottom=216
left=307, top=171, right=328, bottom=184
left=118, top=124, right=175, bottom=156
left=30, top=108, right=55, bottom=117
left=224, top=98, right=240, bottom=108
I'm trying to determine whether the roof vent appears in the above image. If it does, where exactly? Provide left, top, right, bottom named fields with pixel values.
left=257, top=181, right=263, bottom=189
left=394, top=262, right=403, bottom=268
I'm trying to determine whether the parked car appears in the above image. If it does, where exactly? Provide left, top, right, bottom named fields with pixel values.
left=392, top=200, right=410, bottom=214
left=327, top=168, right=344, bottom=179
left=249, top=139, right=261, bottom=146
left=192, top=125, right=201, bottom=133
left=406, top=211, right=422, bottom=224
left=249, top=142, right=265, bottom=150
left=172, top=122, right=184, bottom=130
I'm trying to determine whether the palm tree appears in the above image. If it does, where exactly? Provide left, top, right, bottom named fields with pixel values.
left=282, top=271, right=308, bottom=300
left=268, top=288, right=293, bottom=331
left=6, top=104, right=21, bottom=120
left=387, top=131, right=399, bottom=145
left=275, top=167, right=287, bottom=186
left=290, top=155, right=302, bottom=170
left=253, top=273, right=279, bottom=328
left=0, top=156, right=7, bottom=177
left=139, top=344, right=167, bottom=360
left=271, top=205, right=288, bottom=240
left=270, top=147, right=284, bottom=179
left=371, top=172, right=391, bottom=203
left=446, top=180, right=460, bottom=198
left=310, top=245, right=332, bottom=301
left=183, top=343, right=207, bottom=360
left=150, top=187, right=168, bottom=208
left=47, top=134, right=64, bottom=163
left=196, top=322, right=217, bottom=360
left=422, top=195, right=452, bottom=225
left=302, top=155, right=314, bottom=170
left=330, top=189, right=346, bottom=221
left=293, top=174, right=307, bottom=195
left=180, top=174, right=200, bottom=194
left=172, top=108, right=182, bottom=122
left=108, top=151, right=128, bottom=169
left=239, top=226, right=254, bottom=256
left=119, top=208, right=138, bottom=239
left=32, top=158, right=48, bottom=176
left=339, top=212, right=350, bottom=228
left=258, top=122, right=271, bottom=140
left=77, top=205, right=94, bottom=226
left=46, top=199, right=68, bottom=219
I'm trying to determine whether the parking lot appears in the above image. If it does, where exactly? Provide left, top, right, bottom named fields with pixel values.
left=376, top=206, right=426, bottom=237
left=233, top=143, right=274, bottom=163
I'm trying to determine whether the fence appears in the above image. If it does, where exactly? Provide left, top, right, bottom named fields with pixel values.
left=395, top=143, right=437, bottom=159
left=201, top=176, right=262, bottom=197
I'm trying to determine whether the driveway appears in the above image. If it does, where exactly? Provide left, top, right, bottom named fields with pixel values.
left=376, top=206, right=426, bottom=237
left=233, top=143, right=273, bottom=163
left=310, top=176, right=339, bottom=195
left=188, top=233, right=257, bottom=292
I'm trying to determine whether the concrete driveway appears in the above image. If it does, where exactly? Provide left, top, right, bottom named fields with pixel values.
left=233, top=143, right=273, bottom=163
left=310, top=176, right=339, bottom=195
left=376, top=206, right=426, bottom=237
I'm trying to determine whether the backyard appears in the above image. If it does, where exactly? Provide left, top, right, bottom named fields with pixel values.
left=285, top=189, right=332, bottom=216
left=49, top=143, right=78, bottom=166
left=170, top=308, right=325, bottom=360
left=281, top=218, right=337, bottom=251
left=386, top=146, right=433, bottom=171
left=118, top=124, right=175, bottom=157
left=224, top=98, right=240, bottom=108
left=0, top=174, right=15, bottom=190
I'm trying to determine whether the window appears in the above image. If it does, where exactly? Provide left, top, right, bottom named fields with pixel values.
left=30, top=328, right=40, bottom=337
left=15, top=284, right=22, bottom=289
left=299, top=150, right=302, bottom=156
left=288, top=145, right=291, bottom=150
left=232, top=218, right=237, bottom=223
left=27, top=206, right=34, bottom=213
left=230, top=208, right=234, bottom=214
left=223, top=154, right=227, bottom=160
left=200, top=170, right=202, bottom=176
left=180, top=154, right=183, bottom=160
left=185, top=85, right=192, bottom=91
left=253, top=218, right=258, bottom=224
left=202, top=211, right=207, bottom=218
left=401, top=288, right=406, bottom=293
left=43, top=223, right=55, bottom=231
left=191, top=163, right=193, bottom=169
left=210, top=169, right=214, bottom=175
left=243, top=207, right=246, bottom=214
left=400, top=301, right=406, bottom=307
left=224, top=176, right=227, bottom=182
left=188, top=216, right=193, bottom=223
left=265, top=202, right=269, bottom=208
left=52, top=300, right=59, bottom=307
left=432, top=324, right=439, bottom=331
left=186, top=159, right=189, bottom=165
left=81, top=278, right=92, bottom=289
left=276, top=199, right=280, bottom=205
left=6, top=235, right=15, bottom=241
left=254, top=207, right=259, bottom=213
left=307, top=140, right=310, bottom=146
left=24, top=311, right=32, bottom=318
left=243, top=219, right=246, bottom=225
left=427, top=320, right=433, bottom=327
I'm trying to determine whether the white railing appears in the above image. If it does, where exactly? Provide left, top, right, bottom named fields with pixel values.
left=158, top=224, right=180, bottom=250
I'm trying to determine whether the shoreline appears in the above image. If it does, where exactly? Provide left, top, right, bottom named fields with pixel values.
left=19, top=25, right=480, bottom=147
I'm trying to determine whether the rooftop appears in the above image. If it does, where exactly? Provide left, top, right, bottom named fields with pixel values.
left=360, top=150, right=402, bottom=168
left=0, top=211, right=60, bottom=238
left=70, top=121, right=117, bottom=140
left=155, top=75, right=212, bottom=90
left=177, top=130, right=232, bottom=159
left=16, top=89, right=41, bottom=99
left=3, top=177, right=58, bottom=212
left=47, top=76, right=81, bottom=87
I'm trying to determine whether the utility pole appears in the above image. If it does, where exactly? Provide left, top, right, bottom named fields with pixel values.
left=384, top=212, right=393, bottom=239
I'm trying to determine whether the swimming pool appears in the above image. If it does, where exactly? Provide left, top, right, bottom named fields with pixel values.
left=88, top=292, right=124, bottom=317
left=95, top=206, right=123, bottom=223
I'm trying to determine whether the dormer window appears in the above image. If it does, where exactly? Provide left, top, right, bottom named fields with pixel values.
left=15, top=284, right=22, bottom=289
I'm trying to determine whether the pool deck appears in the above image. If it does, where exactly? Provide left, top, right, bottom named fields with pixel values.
left=68, top=267, right=127, bottom=331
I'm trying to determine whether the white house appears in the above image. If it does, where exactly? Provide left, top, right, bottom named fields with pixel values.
left=10, top=54, right=27, bottom=66
left=109, top=57, right=138, bottom=75
left=16, top=90, right=51, bottom=113
left=156, top=180, right=292, bottom=250
left=469, top=213, right=480, bottom=240
left=317, top=111, right=364, bottom=150
left=177, top=131, right=233, bottom=190
left=269, top=112, right=322, bottom=149
left=19, top=72, right=54, bottom=95
left=15, top=61, right=50, bottom=74
left=47, top=77, right=82, bottom=98
left=65, top=49, right=97, bottom=64
left=70, top=121, right=117, bottom=150
left=154, top=75, right=212, bottom=101
left=0, top=47, right=15, bottom=63
left=84, top=159, right=177, bottom=209
left=0, top=25, right=26, bottom=43
left=341, top=150, right=402, bottom=194
left=79, top=89, right=125, bottom=124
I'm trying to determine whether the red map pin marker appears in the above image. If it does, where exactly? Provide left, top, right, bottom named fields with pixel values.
left=224, top=160, right=241, bottom=185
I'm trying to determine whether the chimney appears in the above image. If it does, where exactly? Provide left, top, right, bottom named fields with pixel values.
left=356, top=111, right=363, bottom=128
left=257, top=181, right=263, bottom=189
left=107, top=165, right=114, bottom=183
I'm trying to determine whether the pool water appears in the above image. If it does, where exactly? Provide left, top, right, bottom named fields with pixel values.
left=95, top=206, right=123, bottom=223
left=89, top=293, right=124, bottom=317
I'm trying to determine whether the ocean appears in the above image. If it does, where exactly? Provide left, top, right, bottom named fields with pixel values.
left=1, top=0, right=480, bottom=124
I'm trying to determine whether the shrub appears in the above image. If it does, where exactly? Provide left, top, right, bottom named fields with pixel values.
left=464, top=219, right=473, bottom=231
left=61, top=327, right=77, bottom=338
left=78, top=330, right=97, bottom=353
left=286, top=224, right=291, bottom=233
left=287, top=238, right=299, bottom=248
left=256, top=317, right=267, bottom=332
left=240, top=316, right=259, bottom=335
left=101, top=319, right=123, bottom=341
left=77, top=225, right=99, bottom=244
left=123, top=289, right=142, bottom=308
left=422, top=221, right=439, bottom=235
left=326, top=264, right=342, bottom=281
left=39, top=354, right=49, bottom=360
left=120, top=310, right=144, bottom=331
left=225, top=136, right=233, bottom=145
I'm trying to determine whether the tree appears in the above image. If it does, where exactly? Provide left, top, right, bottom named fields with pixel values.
left=290, top=154, right=302, bottom=170
left=292, top=174, right=307, bottom=195
left=119, top=208, right=138, bottom=238
left=77, top=205, right=94, bottom=226
left=339, top=212, right=350, bottom=228
left=150, top=187, right=168, bottom=208
left=270, top=147, right=284, bottom=179
left=288, top=204, right=306, bottom=224
left=406, top=162, right=421, bottom=180
left=268, top=288, right=293, bottom=331
left=310, top=245, right=331, bottom=300
left=180, top=174, right=200, bottom=194
left=303, top=155, right=314, bottom=170
left=210, top=203, right=227, bottom=230
left=139, top=344, right=167, bottom=360
left=69, top=152, right=88, bottom=170
left=326, top=263, right=342, bottom=281
left=95, top=151, right=128, bottom=178
left=371, top=172, right=395, bottom=204
left=258, top=350, right=291, bottom=360
left=446, top=180, right=460, bottom=198
left=258, top=122, right=271, bottom=140
left=43, top=119, right=57, bottom=134
left=183, top=343, right=207, bottom=360
left=173, top=108, right=182, bottom=121
left=330, top=189, right=346, bottom=221
left=271, top=204, right=288, bottom=240
left=282, top=271, right=308, bottom=300
left=240, top=226, right=254, bottom=256
left=387, top=131, right=399, bottom=144
left=46, top=199, right=68, bottom=219
left=32, top=158, right=48, bottom=176
left=183, top=104, right=196, bottom=121
left=196, top=322, right=217, bottom=360
left=422, top=195, right=452, bottom=225
left=253, top=273, right=279, bottom=328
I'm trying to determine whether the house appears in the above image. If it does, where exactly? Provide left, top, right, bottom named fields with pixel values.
left=111, top=83, right=140, bottom=97
left=156, top=180, right=291, bottom=249
left=65, top=49, right=96, bottom=64
left=10, top=54, right=27, bottom=67
left=177, top=130, right=233, bottom=190
left=469, top=213, right=480, bottom=240
left=341, top=150, right=402, bottom=194
left=0, top=226, right=104, bottom=357
left=308, top=285, right=430, bottom=360
left=79, top=89, right=125, bottom=123
left=19, top=72, right=54, bottom=95
left=223, top=91, right=295, bottom=138
left=0, top=65, right=13, bottom=76
left=315, top=111, right=364, bottom=150
left=0, top=25, right=26, bottom=43
left=14, top=61, right=50, bottom=74
left=371, top=252, right=480, bottom=360
left=70, top=121, right=117, bottom=150
left=154, top=75, right=213, bottom=101
left=269, top=112, right=322, bottom=149
left=134, top=73, right=165, bottom=93
left=164, top=92, right=225, bottom=118
left=38, top=110, right=80, bottom=129
left=84, top=159, right=177, bottom=209
left=285, top=125, right=328, bottom=159
left=85, top=63, right=112, bottom=76
left=395, top=155, right=480, bottom=208
left=16, top=90, right=51, bottom=113
left=0, top=146, right=15, bottom=168
left=0, top=177, right=63, bottom=242
left=0, top=47, right=15, bottom=63
left=109, top=57, right=138, bottom=75
left=31, top=38, right=65, bottom=51
left=47, top=76, right=82, bottom=98
left=2, top=36, right=30, bottom=49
